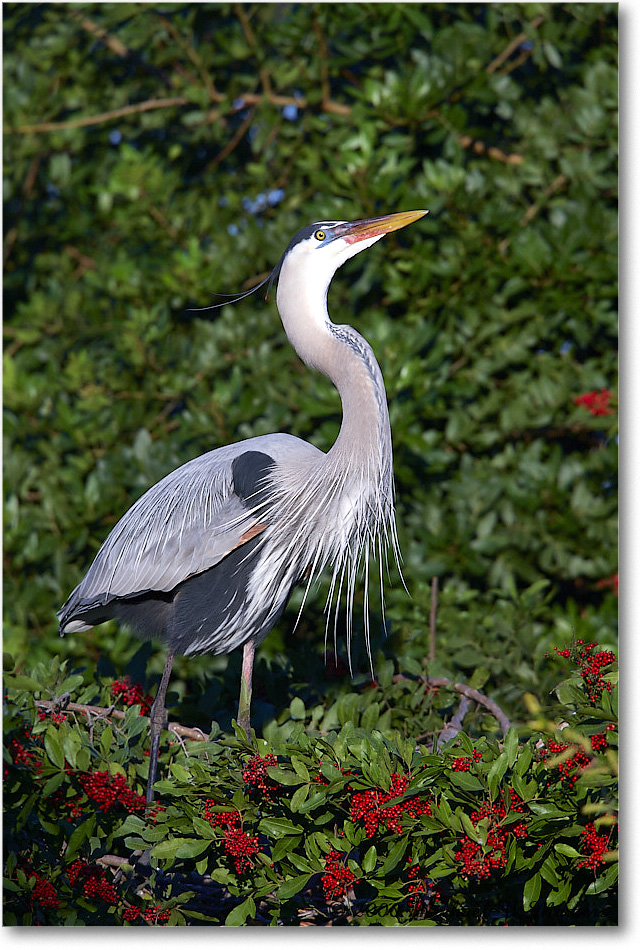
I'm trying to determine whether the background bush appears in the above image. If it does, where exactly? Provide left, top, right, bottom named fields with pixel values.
left=4, top=2, right=617, bottom=926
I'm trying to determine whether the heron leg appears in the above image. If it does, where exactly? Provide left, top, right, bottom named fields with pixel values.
left=146, top=651, right=175, bottom=804
left=237, top=639, right=255, bottom=740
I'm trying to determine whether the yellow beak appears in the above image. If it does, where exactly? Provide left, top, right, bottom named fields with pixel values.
left=342, top=209, right=428, bottom=244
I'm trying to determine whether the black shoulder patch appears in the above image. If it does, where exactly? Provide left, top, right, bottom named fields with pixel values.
left=231, top=451, right=276, bottom=508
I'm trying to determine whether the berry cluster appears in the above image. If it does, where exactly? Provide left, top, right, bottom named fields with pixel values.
left=203, top=801, right=240, bottom=829
left=223, top=827, right=260, bottom=875
left=110, top=677, right=153, bottom=716
left=572, top=389, right=615, bottom=416
left=553, top=640, right=616, bottom=704
left=542, top=740, right=591, bottom=788
left=454, top=791, right=528, bottom=880
left=146, top=803, right=167, bottom=824
left=590, top=732, right=609, bottom=753
left=451, top=750, right=482, bottom=772
left=67, top=860, right=118, bottom=904
left=37, top=708, right=67, bottom=724
left=78, top=770, right=146, bottom=813
left=30, top=873, right=59, bottom=910
left=578, top=823, right=611, bottom=870
left=405, top=859, right=441, bottom=916
left=350, top=773, right=431, bottom=837
left=9, top=737, right=42, bottom=772
left=321, top=850, right=358, bottom=900
left=143, top=905, right=171, bottom=924
left=243, top=754, right=279, bottom=799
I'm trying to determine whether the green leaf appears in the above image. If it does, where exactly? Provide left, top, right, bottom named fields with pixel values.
left=151, top=838, right=185, bottom=862
left=99, top=724, right=113, bottom=757
left=170, top=762, right=192, bottom=782
left=42, top=772, right=65, bottom=797
left=276, top=873, right=312, bottom=900
left=586, top=861, right=618, bottom=894
left=266, top=766, right=304, bottom=786
left=449, top=771, right=483, bottom=792
left=514, top=746, right=533, bottom=777
left=290, top=783, right=309, bottom=812
left=225, top=895, right=256, bottom=926
left=289, top=697, right=305, bottom=720
left=175, top=839, right=211, bottom=859
left=273, top=836, right=303, bottom=863
left=298, top=790, right=327, bottom=814
left=502, top=728, right=519, bottom=766
left=362, top=845, right=377, bottom=874
left=380, top=836, right=408, bottom=875
left=487, top=752, right=509, bottom=797
left=259, top=817, right=303, bottom=838
left=291, top=757, right=310, bottom=782
left=523, top=873, right=542, bottom=911
left=62, top=730, right=81, bottom=769
left=554, top=844, right=581, bottom=858
left=44, top=730, right=65, bottom=769
left=65, top=815, right=96, bottom=863
left=4, top=674, right=43, bottom=692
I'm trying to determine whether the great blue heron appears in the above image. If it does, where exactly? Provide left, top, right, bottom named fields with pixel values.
left=58, top=209, right=427, bottom=801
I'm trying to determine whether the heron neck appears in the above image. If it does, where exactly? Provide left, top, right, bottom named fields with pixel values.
left=276, top=282, right=390, bottom=473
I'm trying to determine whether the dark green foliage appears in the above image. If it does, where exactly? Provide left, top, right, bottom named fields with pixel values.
left=4, top=645, right=617, bottom=925
left=4, top=2, right=617, bottom=926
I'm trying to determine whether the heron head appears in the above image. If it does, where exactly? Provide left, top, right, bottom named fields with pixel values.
left=191, top=211, right=427, bottom=313
left=270, top=209, right=428, bottom=304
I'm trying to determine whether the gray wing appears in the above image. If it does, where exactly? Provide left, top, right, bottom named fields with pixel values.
left=58, top=433, right=323, bottom=632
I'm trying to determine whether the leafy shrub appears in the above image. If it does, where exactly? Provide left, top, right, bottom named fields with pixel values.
left=4, top=642, right=617, bottom=926
left=3, top=2, right=617, bottom=926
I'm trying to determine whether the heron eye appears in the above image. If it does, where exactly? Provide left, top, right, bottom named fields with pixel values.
left=314, top=229, right=326, bottom=242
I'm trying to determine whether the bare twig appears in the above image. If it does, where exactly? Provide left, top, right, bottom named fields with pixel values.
left=6, top=87, right=352, bottom=137
left=437, top=695, right=471, bottom=748
left=69, top=10, right=129, bottom=59
left=457, top=134, right=524, bottom=165
left=393, top=673, right=512, bottom=736
left=65, top=244, right=97, bottom=280
left=208, top=106, right=257, bottom=170
left=9, top=97, right=190, bottom=134
left=486, top=15, right=546, bottom=74
left=97, top=854, right=130, bottom=869
left=519, top=173, right=568, bottom=227
left=35, top=699, right=208, bottom=742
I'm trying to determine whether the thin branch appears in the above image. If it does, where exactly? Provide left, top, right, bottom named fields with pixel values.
left=9, top=97, right=190, bottom=134
left=519, top=173, right=568, bottom=227
left=437, top=695, right=471, bottom=748
left=393, top=673, right=512, bottom=736
left=6, top=87, right=351, bottom=136
left=457, top=134, right=524, bottom=165
left=69, top=9, right=130, bottom=59
left=208, top=106, right=257, bottom=170
left=486, top=15, right=546, bottom=74
left=35, top=699, right=208, bottom=742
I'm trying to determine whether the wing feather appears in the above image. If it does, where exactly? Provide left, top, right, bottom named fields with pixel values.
left=58, top=434, right=323, bottom=629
